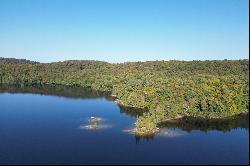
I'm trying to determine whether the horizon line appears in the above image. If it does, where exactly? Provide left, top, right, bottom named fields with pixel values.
left=0, top=56, right=249, bottom=64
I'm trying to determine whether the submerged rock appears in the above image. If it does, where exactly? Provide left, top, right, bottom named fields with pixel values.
left=122, top=128, right=135, bottom=134
left=157, top=129, right=186, bottom=137
left=123, top=127, right=186, bottom=137
left=122, top=128, right=159, bottom=136
left=79, top=117, right=111, bottom=130
left=80, top=124, right=111, bottom=130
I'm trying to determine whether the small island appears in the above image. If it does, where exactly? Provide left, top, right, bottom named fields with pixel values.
left=80, top=117, right=112, bottom=130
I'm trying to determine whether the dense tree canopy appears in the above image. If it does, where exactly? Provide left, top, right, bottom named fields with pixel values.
left=0, top=58, right=248, bottom=135
left=0, top=57, right=39, bottom=64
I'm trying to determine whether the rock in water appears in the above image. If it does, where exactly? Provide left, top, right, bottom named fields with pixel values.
left=89, top=117, right=103, bottom=123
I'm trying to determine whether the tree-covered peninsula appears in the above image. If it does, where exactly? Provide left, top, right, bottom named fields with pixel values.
left=0, top=58, right=249, bottom=135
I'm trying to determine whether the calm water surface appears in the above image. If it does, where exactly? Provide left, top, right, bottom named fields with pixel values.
left=0, top=85, right=248, bottom=165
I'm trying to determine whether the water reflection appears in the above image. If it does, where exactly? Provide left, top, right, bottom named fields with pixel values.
left=159, top=114, right=249, bottom=132
left=135, top=135, right=154, bottom=144
left=1, top=84, right=248, bottom=144
left=0, top=84, right=109, bottom=99
left=0, top=84, right=146, bottom=118
left=135, top=113, right=249, bottom=144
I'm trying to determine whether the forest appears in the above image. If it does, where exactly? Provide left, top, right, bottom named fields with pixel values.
left=0, top=58, right=249, bottom=135
left=0, top=57, right=39, bottom=64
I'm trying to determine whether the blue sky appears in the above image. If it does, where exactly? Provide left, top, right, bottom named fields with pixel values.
left=0, top=0, right=249, bottom=63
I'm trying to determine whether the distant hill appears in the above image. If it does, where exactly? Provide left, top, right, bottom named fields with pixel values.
left=0, top=57, right=39, bottom=64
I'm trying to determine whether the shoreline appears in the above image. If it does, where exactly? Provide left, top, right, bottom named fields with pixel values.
left=1, top=83, right=248, bottom=136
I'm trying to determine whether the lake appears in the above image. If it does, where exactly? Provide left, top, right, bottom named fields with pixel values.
left=0, top=85, right=249, bottom=165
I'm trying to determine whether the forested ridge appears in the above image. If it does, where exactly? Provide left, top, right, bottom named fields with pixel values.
left=0, top=58, right=249, bottom=135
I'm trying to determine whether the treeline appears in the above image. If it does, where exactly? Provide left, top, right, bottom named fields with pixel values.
left=0, top=57, right=39, bottom=64
left=0, top=58, right=248, bottom=135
